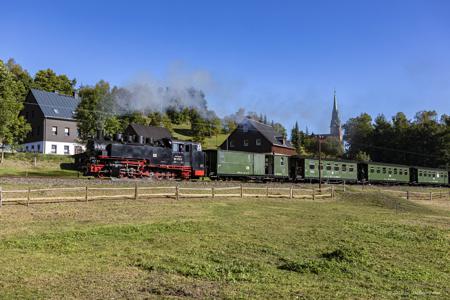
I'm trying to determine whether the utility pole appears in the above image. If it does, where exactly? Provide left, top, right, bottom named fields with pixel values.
left=318, top=135, right=324, bottom=192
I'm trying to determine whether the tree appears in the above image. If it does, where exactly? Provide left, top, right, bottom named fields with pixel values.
left=290, top=121, right=301, bottom=154
left=273, top=122, right=287, bottom=139
left=6, top=58, right=33, bottom=99
left=343, top=113, right=373, bottom=159
left=189, top=109, right=209, bottom=142
left=33, top=69, right=76, bottom=96
left=0, top=60, right=31, bottom=162
left=104, top=116, right=122, bottom=137
left=75, top=80, right=113, bottom=141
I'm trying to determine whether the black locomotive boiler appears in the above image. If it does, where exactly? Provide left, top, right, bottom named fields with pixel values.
left=77, top=132, right=205, bottom=179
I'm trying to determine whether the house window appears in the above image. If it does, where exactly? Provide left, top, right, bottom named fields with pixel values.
left=256, top=138, right=261, bottom=146
left=64, top=127, right=70, bottom=136
left=309, top=164, right=315, bottom=170
left=243, top=139, right=249, bottom=146
left=51, top=145, right=57, bottom=154
left=52, top=126, right=58, bottom=135
left=64, top=145, right=70, bottom=155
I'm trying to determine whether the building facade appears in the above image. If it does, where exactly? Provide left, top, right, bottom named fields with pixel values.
left=20, top=89, right=84, bottom=155
left=220, top=118, right=296, bottom=156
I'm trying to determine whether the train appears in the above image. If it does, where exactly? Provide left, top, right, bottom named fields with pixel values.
left=76, top=133, right=449, bottom=186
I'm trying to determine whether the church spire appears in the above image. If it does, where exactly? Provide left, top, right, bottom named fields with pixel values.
left=330, top=90, right=342, bottom=142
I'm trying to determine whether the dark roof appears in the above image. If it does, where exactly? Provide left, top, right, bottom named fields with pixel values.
left=29, top=89, right=80, bottom=120
left=245, top=118, right=294, bottom=149
left=126, top=123, right=172, bottom=140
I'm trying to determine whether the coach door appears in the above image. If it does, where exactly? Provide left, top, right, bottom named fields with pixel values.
left=265, top=155, right=274, bottom=176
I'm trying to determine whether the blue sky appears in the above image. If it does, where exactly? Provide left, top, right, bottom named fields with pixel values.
left=1, top=0, right=450, bottom=133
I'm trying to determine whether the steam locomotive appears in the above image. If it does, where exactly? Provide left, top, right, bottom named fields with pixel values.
left=76, top=132, right=205, bottom=179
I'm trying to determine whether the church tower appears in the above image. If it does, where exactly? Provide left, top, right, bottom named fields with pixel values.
left=330, top=90, right=343, bottom=142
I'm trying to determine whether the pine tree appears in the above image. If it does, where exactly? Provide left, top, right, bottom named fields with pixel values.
left=290, top=121, right=301, bottom=154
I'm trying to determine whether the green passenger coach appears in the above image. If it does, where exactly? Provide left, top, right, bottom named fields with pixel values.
left=288, top=157, right=358, bottom=182
left=410, top=167, right=448, bottom=185
left=363, top=162, right=410, bottom=183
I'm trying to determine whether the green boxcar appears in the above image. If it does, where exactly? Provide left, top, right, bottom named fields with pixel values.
left=414, top=167, right=448, bottom=185
left=217, top=150, right=254, bottom=175
left=274, top=155, right=289, bottom=177
left=303, top=158, right=358, bottom=181
left=367, top=163, right=410, bottom=183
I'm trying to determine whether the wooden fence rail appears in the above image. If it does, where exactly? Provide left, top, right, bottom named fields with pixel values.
left=0, top=184, right=336, bottom=207
left=1, top=182, right=448, bottom=208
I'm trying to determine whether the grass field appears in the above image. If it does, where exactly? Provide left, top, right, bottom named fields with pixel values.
left=0, top=191, right=449, bottom=299
left=0, top=153, right=79, bottom=178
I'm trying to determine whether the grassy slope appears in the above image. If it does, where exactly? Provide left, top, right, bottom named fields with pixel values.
left=0, top=153, right=79, bottom=177
left=171, top=122, right=229, bottom=149
left=0, top=192, right=448, bottom=299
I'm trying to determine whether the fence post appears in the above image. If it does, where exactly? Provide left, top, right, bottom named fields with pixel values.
left=0, top=186, right=2, bottom=208
left=331, top=185, right=335, bottom=200
left=343, top=181, right=346, bottom=192
left=212, top=187, right=215, bottom=198
left=290, top=186, right=293, bottom=199
left=134, top=182, right=138, bottom=200
left=176, top=185, right=179, bottom=201
left=266, top=186, right=269, bottom=197
left=429, top=192, right=432, bottom=201
left=312, top=187, right=315, bottom=200
left=27, top=187, right=30, bottom=206
left=406, top=191, right=409, bottom=200
left=85, top=186, right=88, bottom=202
left=240, top=185, right=243, bottom=198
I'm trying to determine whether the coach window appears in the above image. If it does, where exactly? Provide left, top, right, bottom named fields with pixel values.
left=370, top=168, right=374, bottom=173
left=382, top=168, right=386, bottom=174
left=419, top=171, right=423, bottom=176
left=342, top=164, right=347, bottom=172
left=393, top=168, right=397, bottom=174
left=376, top=168, right=380, bottom=173
left=388, top=169, right=392, bottom=174
left=52, top=126, right=57, bottom=135
left=326, top=164, right=331, bottom=171
left=349, top=166, right=354, bottom=172
left=334, top=165, right=339, bottom=171
left=399, top=169, right=403, bottom=175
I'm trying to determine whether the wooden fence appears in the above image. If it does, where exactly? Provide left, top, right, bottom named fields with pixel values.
left=0, top=185, right=335, bottom=207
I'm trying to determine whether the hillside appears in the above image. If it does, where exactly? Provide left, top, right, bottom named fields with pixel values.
left=171, top=122, right=229, bottom=149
